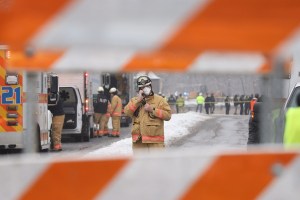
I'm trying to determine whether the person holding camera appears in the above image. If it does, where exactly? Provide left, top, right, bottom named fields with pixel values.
left=124, top=75, right=171, bottom=152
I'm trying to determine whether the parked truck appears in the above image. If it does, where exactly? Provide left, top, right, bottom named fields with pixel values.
left=0, top=45, right=58, bottom=152
left=57, top=72, right=100, bottom=141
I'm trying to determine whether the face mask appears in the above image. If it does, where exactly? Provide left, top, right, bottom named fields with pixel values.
left=143, top=86, right=151, bottom=96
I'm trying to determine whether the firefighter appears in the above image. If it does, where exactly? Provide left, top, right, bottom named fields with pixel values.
left=103, top=102, right=111, bottom=136
left=109, top=87, right=122, bottom=137
left=176, top=94, right=185, bottom=113
left=48, top=91, right=65, bottom=151
left=93, top=86, right=109, bottom=137
left=284, top=93, right=300, bottom=147
left=124, top=75, right=171, bottom=152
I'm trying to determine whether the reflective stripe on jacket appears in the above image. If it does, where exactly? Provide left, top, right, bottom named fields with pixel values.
left=284, top=107, right=300, bottom=147
left=124, top=94, right=171, bottom=143
left=111, top=95, right=122, bottom=117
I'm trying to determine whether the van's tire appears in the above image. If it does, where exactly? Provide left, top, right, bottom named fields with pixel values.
left=89, top=116, right=95, bottom=138
left=81, top=118, right=90, bottom=142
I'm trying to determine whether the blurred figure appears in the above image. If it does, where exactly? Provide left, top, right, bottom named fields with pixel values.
left=196, top=92, right=205, bottom=113
left=109, top=87, right=122, bottom=137
left=176, top=94, right=185, bottom=113
left=250, top=93, right=259, bottom=113
left=210, top=93, right=216, bottom=114
left=224, top=96, right=230, bottom=115
left=244, top=95, right=250, bottom=115
left=284, top=93, right=300, bottom=147
left=239, top=95, right=245, bottom=115
left=204, top=93, right=211, bottom=114
left=233, top=94, right=239, bottom=115
left=168, top=94, right=177, bottom=114
left=248, top=97, right=263, bottom=144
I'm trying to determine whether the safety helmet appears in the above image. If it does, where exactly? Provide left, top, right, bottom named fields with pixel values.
left=137, top=76, right=152, bottom=88
left=109, top=87, right=117, bottom=93
left=98, top=86, right=104, bottom=92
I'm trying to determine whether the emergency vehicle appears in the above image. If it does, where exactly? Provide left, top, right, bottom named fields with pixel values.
left=0, top=45, right=57, bottom=151
left=57, top=72, right=99, bottom=141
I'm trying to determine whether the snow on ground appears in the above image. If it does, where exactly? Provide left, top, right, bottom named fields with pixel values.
left=87, top=112, right=211, bottom=157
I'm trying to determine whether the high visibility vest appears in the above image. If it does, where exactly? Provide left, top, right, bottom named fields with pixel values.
left=284, top=107, right=300, bottom=147
left=196, top=95, right=205, bottom=104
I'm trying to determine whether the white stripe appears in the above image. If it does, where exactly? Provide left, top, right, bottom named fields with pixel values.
left=51, top=48, right=134, bottom=72
left=32, top=0, right=210, bottom=51
left=258, top=156, right=300, bottom=200
left=0, top=156, right=49, bottom=200
left=97, top=150, right=215, bottom=200
left=188, top=51, right=266, bottom=73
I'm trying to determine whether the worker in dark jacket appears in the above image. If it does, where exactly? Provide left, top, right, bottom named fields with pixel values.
left=94, top=86, right=109, bottom=137
left=204, top=94, right=211, bottom=114
left=48, top=93, right=65, bottom=151
left=247, top=101, right=262, bottom=144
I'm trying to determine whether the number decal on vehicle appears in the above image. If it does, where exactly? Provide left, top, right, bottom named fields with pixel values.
left=1, top=86, right=22, bottom=104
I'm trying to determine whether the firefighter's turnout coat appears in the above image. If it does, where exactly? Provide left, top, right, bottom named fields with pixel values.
left=124, top=94, right=171, bottom=143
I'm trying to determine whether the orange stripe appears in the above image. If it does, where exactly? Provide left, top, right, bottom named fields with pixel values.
left=8, top=51, right=64, bottom=71
left=0, top=0, right=71, bottom=51
left=21, top=159, right=129, bottom=200
left=181, top=153, right=297, bottom=200
left=142, top=135, right=164, bottom=142
left=124, top=0, right=300, bottom=72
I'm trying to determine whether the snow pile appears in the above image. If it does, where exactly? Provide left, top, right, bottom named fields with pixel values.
left=87, top=112, right=211, bottom=157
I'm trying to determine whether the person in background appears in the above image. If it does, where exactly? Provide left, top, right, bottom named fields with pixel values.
left=124, top=75, right=171, bottom=152
left=204, top=93, right=211, bottom=114
left=233, top=94, right=239, bottom=115
left=244, top=95, right=250, bottom=115
left=176, top=94, right=185, bottom=113
left=284, top=93, right=300, bottom=147
left=247, top=97, right=263, bottom=144
left=196, top=92, right=205, bottom=113
left=93, top=86, right=109, bottom=137
left=109, top=87, right=122, bottom=137
left=210, top=93, right=216, bottom=114
left=250, top=93, right=259, bottom=113
left=239, top=95, right=244, bottom=115
left=48, top=90, right=65, bottom=151
left=167, top=94, right=177, bottom=114
left=224, top=96, right=230, bottom=115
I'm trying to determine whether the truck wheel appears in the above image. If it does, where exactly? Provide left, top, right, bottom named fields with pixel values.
left=89, top=116, right=95, bottom=138
left=81, top=120, right=90, bottom=142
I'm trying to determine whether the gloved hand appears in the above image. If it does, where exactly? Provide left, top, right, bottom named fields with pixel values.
left=137, top=90, right=144, bottom=102
left=144, top=103, right=153, bottom=112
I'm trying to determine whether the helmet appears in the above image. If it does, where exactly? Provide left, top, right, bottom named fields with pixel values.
left=98, top=86, right=104, bottom=92
left=109, top=87, right=117, bottom=93
left=199, top=92, right=202, bottom=95
left=137, top=76, right=152, bottom=88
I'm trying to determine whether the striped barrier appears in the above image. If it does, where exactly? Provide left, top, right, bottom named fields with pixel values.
left=1, top=0, right=300, bottom=73
left=0, top=148, right=299, bottom=200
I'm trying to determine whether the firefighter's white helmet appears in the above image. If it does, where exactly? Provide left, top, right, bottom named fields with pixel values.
left=109, top=87, right=117, bottom=93
left=98, top=86, right=104, bottom=92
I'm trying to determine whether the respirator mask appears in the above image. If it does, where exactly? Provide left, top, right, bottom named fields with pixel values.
left=142, top=86, right=151, bottom=96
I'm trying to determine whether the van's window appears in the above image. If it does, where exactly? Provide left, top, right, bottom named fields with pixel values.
left=60, top=87, right=77, bottom=103
left=286, top=86, right=300, bottom=108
